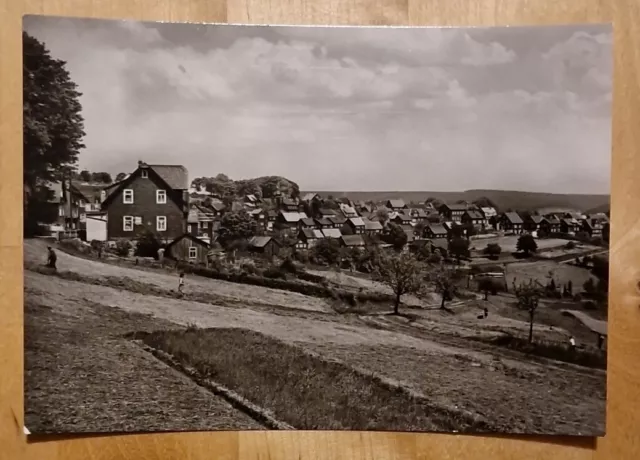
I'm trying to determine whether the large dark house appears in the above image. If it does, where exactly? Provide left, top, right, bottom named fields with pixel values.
left=438, top=203, right=468, bottom=222
left=101, top=161, right=189, bottom=242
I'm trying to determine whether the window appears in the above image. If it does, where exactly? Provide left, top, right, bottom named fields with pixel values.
left=59, top=207, right=65, bottom=217
left=156, top=216, right=167, bottom=232
left=202, top=221, right=209, bottom=229
left=123, top=189, right=134, bottom=204
left=123, top=216, right=134, bottom=231
left=156, top=190, right=167, bottom=204
left=188, top=247, right=198, bottom=259
left=134, top=216, right=142, bottom=225
left=141, top=169, right=148, bottom=178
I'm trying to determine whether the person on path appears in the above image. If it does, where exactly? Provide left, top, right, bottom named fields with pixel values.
left=569, top=336, right=576, bottom=351
left=158, top=247, right=165, bottom=267
left=46, top=246, right=57, bottom=270
left=178, top=272, right=185, bottom=295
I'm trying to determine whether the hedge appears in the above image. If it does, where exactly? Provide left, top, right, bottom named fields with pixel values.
left=176, top=263, right=394, bottom=305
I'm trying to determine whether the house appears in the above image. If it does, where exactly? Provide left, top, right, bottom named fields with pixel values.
left=340, top=234, right=366, bottom=248
left=391, top=212, right=413, bottom=226
left=561, top=218, right=581, bottom=234
left=524, top=215, right=544, bottom=233
left=245, top=194, right=260, bottom=205
left=40, top=180, right=86, bottom=239
left=314, top=217, right=333, bottom=230
left=362, top=218, right=383, bottom=235
left=248, top=236, right=281, bottom=258
left=296, top=228, right=324, bottom=250
left=249, top=208, right=266, bottom=228
left=318, top=208, right=337, bottom=217
left=345, top=217, right=366, bottom=234
left=461, top=210, right=486, bottom=229
left=321, top=228, right=342, bottom=239
left=266, top=210, right=278, bottom=230
left=74, top=183, right=105, bottom=213
left=301, top=193, right=321, bottom=203
left=275, top=211, right=308, bottom=231
left=539, top=217, right=561, bottom=234
left=386, top=199, right=407, bottom=211
left=584, top=214, right=608, bottom=237
left=355, top=201, right=373, bottom=214
left=298, top=217, right=316, bottom=229
left=165, top=233, right=210, bottom=265
left=401, top=225, right=416, bottom=244
left=187, top=204, right=215, bottom=242
left=280, top=197, right=299, bottom=212
left=339, top=203, right=359, bottom=218
left=438, top=203, right=468, bottom=222
left=480, top=207, right=498, bottom=220
left=207, top=199, right=226, bottom=217
left=499, top=212, right=524, bottom=234
left=423, top=224, right=448, bottom=239
left=328, top=215, right=347, bottom=228
left=85, top=212, right=108, bottom=242
left=101, top=161, right=189, bottom=242
left=410, top=208, right=429, bottom=223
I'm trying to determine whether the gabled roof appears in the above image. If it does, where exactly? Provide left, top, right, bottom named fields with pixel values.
left=341, top=234, right=365, bottom=247
left=392, top=212, right=412, bottom=222
left=503, top=212, right=524, bottom=224
left=250, top=208, right=265, bottom=216
left=442, top=203, right=469, bottom=211
left=279, top=211, right=308, bottom=223
left=329, top=215, right=347, bottom=225
left=208, top=201, right=225, bottom=212
left=165, top=233, right=210, bottom=252
left=363, top=219, right=383, bottom=231
left=315, top=217, right=332, bottom=226
left=146, top=164, right=189, bottom=190
left=427, top=224, right=448, bottom=235
left=319, top=208, right=336, bottom=216
left=528, top=215, right=544, bottom=224
left=300, top=217, right=316, bottom=227
left=339, top=203, right=358, bottom=216
left=246, top=194, right=258, bottom=202
left=300, top=228, right=323, bottom=240
left=322, top=228, right=342, bottom=239
left=411, top=208, right=429, bottom=218
left=480, top=206, right=497, bottom=216
left=545, top=216, right=561, bottom=225
left=348, top=217, right=366, bottom=227
left=386, top=199, right=406, bottom=208
left=302, top=193, right=320, bottom=202
left=464, top=210, right=484, bottom=220
left=248, top=236, right=279, bottom=248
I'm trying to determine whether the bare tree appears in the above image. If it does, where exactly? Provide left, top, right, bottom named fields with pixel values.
left=514, top=279, right=543, bottom=343
left=431, top=265, right=462, bottom=310
left=372, top=251, right=426, bottom=315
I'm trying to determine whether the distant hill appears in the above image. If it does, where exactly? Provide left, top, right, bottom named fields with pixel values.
left=303, top=189, right=610, bottom=213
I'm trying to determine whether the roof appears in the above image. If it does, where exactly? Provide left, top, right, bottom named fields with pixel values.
left=147, top=164, right=189, bottom=190
left=529, top=215, right=544, bottom=224
left=480, top=207, right=497, bottom=216
left=315, top=217, right=332, bottom=226
left=464, top=210, right=484, bottom=220
left=73, top=182, right=105, bottom=201
left=282, top=198, right=298, bottom=207
left=246, top=194, right=258, bottom=202
left=411, top=208, right=428, bottom=218
left=363, top=219, right=383, bottom=231
left=250, top=208, right=265, bottom=216
left=280, top=211, right=308, bottom=223
left=300, top=228, right=322, bottom=239
left=504, top=212, right=524, bottom=224
left=563, top=218, right=580, bottom=226
left=387, top=199, right=406, bottom=208
left=165, top=233, right=210, bottom=251
left=267, top=210, right=278, bottom=218
left=443, top=203, right=469, bottom=211
left=427, top=224, right=448, bottom=235
left=392, top=212, right=412, bottom=222
left=349, top=217, right=365, bottom=227
left=209, top=201, right=225, bottom=212
left=341, top=235, right=365, bottom=247
left=319, top=208, right=337, bottom=216
left=545, top=217, right=561, bottom=225
left=301, top=193, right=319, bottom=202
left=322, top=228, right=342, bottom=239
left=300, top=217, right=316, bottom=226
left=248, top=236, right=277, bottom=248
left=329, top=215, right=347, bottom=225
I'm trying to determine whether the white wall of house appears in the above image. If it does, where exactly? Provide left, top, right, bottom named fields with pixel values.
left=86, top=214, right=108, bottom=241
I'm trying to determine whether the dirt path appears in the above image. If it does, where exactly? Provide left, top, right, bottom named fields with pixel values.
left=562, top=310, right=607, bottom=336
left=25, top=239, right=332, bottom=313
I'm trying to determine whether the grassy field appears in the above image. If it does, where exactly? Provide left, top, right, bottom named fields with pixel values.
left=506, top=260, right=596, bottom=288
left=304, top=189, right=609, bottom=213
left=468, top=236, right=568, bottom=253
left=23, top=238, right=607, bottom=435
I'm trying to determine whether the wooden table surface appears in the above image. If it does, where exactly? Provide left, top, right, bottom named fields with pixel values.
left=1, top=0, right=639, bottom=459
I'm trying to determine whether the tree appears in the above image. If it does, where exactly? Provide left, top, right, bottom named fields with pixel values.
left=135, top=229, right=162, bottom=258
left=311, top=238, right=342, bottom=266
left=376, top=208, right=389, bottom=225
left=478, top=277, right=499, bottom=300
left=23, top=32, right=85, bottom=232
left=472, top=196, right=498, bottom=209
left=382, top=223, right=408, bottom=251
left=372, top=251, right=426, bottom=315
left=414, top=221, right=427, bottom=237
left=115, top=172, right=127, bottom=182
left=516, top=234, right=538, bottom=256
left=91, top=172, right=112, bottom=183
left=78, top=170, right=92, bottom=182
left=217, top=211, right=257, bottom=246
left=448, top=237, right=470, bottom=263
left=483, top=243, right=502, bottom=259
left=514, top=279, right=543, bottom=343
left=432, top=266, right=462, bottom=309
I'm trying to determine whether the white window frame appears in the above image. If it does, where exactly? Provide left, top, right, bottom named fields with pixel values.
left=202, top=221, right=209, bottom=229
left=123, top=189, right=134, bottom=204
left=141, top=169, right=148, bottom=178
left=123, top=216, right=134, bottom=232
left=156, top=216, right=167, bottom=232
left=188, top=247, right=198, bottom=259
left=156, top=190, right=167, bottom=204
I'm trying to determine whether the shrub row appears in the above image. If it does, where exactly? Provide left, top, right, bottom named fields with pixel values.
left=490, top=335, right=606, bottom=369
left=177, top=263, right=394, bottom=305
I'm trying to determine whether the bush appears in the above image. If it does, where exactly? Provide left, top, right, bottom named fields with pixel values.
left=114, top=240, right=132, bottom=257
left=565, top=241, right=576, bottom=250
left=263, top=266, right=287, bottom=279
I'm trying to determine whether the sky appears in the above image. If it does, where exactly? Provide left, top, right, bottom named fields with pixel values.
left=23, top=16, right=613, bottom=193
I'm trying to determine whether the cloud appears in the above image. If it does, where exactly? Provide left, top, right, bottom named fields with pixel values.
left=22, top=18, right=612, bottom=194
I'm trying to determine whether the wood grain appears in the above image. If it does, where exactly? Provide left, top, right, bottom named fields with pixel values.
left=1, top=0, right=639, bottom=458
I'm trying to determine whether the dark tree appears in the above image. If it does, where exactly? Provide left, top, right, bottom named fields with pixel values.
left=478, top=277, right=499, bottom=300
left=134, top=229, right=162, bottom=258
left=483, top=243, right=502, bottom=259
left=448, top=237, right=470, bottom=263
left=78, top=170, right=92, bottom=182
left=382, top=223, right=408, bottom=251
left=376, top=208, right=390, bottom=225
left=311, top=238, right=342, bottom=266
left=514, top=279, right=543, bottom=343
left=372, top=251, right=426, bottom=315
left=217, top=211, right=257, bottom=246
left=115, top=172, right=127, bottom=182
left=23, top=32, right=85, bottom=233
left=91, top=172, right=113, bottom=183
left=516, top=234, right=538, bottom=256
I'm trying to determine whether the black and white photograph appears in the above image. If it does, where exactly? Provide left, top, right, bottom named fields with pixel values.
left=23, top=16, right=612, bottom=436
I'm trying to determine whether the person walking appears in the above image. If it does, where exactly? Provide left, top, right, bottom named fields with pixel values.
left=569, top=335, right=576, bottom=352
left=46, top=246, right=57, bottom=270
left=178, top=272, right=185, bottom=295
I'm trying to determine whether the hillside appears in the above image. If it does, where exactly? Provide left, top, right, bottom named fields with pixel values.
left=303, top=189, right=610, bottom=213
